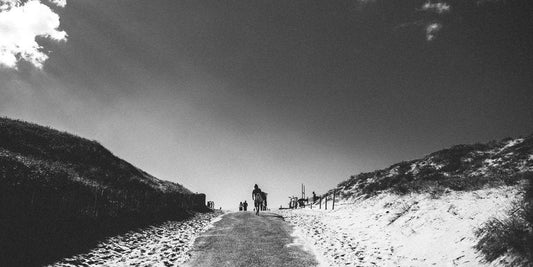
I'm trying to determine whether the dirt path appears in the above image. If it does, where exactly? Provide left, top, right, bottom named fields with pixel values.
left=184, top=212, right=318, bottom=267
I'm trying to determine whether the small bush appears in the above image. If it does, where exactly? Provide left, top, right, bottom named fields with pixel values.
left=427, top=184, right=448, bottom=199
left=475, top=178, right=533, bottom=265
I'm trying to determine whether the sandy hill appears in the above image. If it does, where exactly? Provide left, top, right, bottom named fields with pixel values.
left=280, top=135, right=532, bottom=266
left=0, top=117, right=205, bottom=266
left=336, top=135, right=533, bottom=198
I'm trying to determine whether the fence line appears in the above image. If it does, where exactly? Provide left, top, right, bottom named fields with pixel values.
left=288, top=188, right=339, bottom=210
left=312, top=189, right=338, bottom=210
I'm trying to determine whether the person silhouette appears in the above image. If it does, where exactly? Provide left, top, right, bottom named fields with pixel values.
left=243, top=200, right=248, bottom=211
left=252, top=184, right=263, bottom=215
left=239, top=201, right=243, bottom=211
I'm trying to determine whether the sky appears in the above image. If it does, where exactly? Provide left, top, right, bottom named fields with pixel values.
left=1, top=0, right=533, bottom=210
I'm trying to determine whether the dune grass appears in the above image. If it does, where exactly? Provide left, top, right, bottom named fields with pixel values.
left=475, top=177, right=533, bottom=266
left=0, top=117, right=206, bottom=266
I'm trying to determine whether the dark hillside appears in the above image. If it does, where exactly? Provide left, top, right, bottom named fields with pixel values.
left=0, top=117, right=206, bottom=266
left=0, top=118, right=191, bottom=193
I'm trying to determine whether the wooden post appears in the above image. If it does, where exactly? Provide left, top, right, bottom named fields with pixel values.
left=332, top=189, right=336, bottom=210
left=325, top=194, right=328, bottom=210
left=319, top=196, right=322, bottom=209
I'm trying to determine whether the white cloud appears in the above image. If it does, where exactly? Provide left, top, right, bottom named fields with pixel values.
left=48, top=0, right=66, bottom=8
left=421, top=1, right=451, bottom=14
left=425, top=23, right=442, bottom=41
left=0, top=0, right=67, bottom=69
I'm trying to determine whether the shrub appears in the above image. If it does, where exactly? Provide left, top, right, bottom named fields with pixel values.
left=475, top=176, right=533, bottom=265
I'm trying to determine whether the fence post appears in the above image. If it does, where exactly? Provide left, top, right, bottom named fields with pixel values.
left=325, top=194, right=328, bottom=210
left=332, top=189, right=336, bottom=210
left=319, top=196, right=322, bottom=209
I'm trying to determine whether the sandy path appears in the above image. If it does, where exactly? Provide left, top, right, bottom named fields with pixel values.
left=279, top=209, right=395, bottom=266
left=50, top=211, right=222, bottom=267
left=184, top=212, right=318, bottom=267
left=276, top=187, right=519, bottom=267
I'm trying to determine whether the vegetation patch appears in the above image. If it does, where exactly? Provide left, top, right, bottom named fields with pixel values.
left=0, top=117, right=207, bottom=266
left=475, top=175, right=533, bottom=266
left=336, top=135, right=533, bottom=198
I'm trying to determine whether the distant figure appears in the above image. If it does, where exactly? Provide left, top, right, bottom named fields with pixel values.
left=292, top=196, right=298, bottom=209
left=312, top=191, right=317, bottom=203
left=243, top=200, right=248, bottom=211
left=289, top=197, right=295, bottom=209
left=239, top=202, right=243, bottom=211
left=252, top=184, right=263, bottom=215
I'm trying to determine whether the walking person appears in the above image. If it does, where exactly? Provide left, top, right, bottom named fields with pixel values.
left=252, top=184, right=263, bottom=215
left=243, top=200, right=248, bottom=211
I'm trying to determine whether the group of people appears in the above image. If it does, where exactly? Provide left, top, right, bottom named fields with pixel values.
left=288, top=191, right=318, bottom=209
left=238, top=201, right=248, bottom=211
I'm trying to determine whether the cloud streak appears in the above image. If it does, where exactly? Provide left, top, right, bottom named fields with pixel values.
left=425, top=22, right=442, bottom=41
left=419, top=2, right=450, bottom=41
left=0, top=0, right=67, bottom=69
left=48, top=0, right=66, bottom=8
left=421, top=1, right=451, bottom=14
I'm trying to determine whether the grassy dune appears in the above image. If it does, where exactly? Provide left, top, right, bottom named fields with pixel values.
left=0, top=117, right=207, bottom=266
left=331, top=135, right=533, bottom=265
